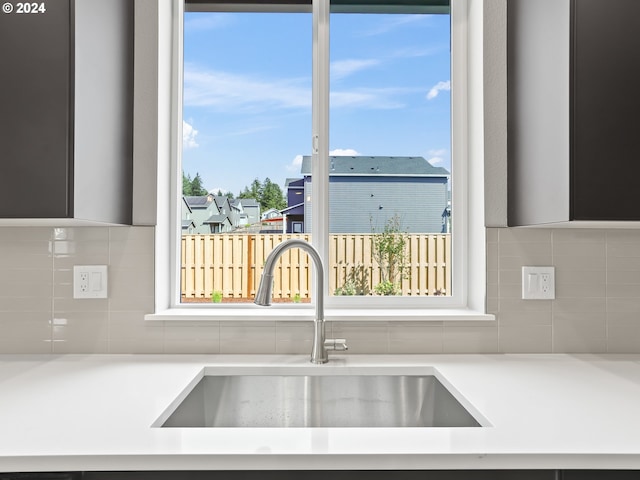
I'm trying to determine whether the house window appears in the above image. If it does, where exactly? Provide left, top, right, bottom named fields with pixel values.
left=162, top=0, right=488, bottom=316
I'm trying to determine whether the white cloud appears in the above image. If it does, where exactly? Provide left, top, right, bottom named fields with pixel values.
left=184, top=64, right=311, bottom=112
left=391, top=46, right=443, bottom=59
left=183, top=120, right=199, bottom=149
left=184, top=64, right=419, bottom=115
left=359, top=15, right=427, bottom=37
left=224, top=125, right=276, bottom=138
left=428, top=148, right=448, bottom=157
left=287, top=154, right=304, bottom=173
left=428, top=157, right=444, bottom=165
left=330, top=148, right=360, bottom=156
left=426, top=80, right=451, bottom=100
left=331, top=88, right=408, bottom=110
left=331, top=59, right=380, bottom=80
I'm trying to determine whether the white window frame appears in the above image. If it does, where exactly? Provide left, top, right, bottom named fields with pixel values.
left=146, top=0, right=492, bottom=322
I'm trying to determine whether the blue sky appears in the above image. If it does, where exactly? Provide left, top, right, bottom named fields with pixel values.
left=182, top=10, right=451, bottom=196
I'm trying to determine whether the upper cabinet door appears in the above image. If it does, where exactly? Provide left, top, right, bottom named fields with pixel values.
left=0, top=0, right=72, bottom=218
left=571, top=0, right=640, bottom=220
left=508, top=0, right=640, bottom=225
left=507, top=0, right=571, bottom=226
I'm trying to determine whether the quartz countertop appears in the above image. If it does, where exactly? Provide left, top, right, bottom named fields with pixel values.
left=1, top=354, right=640, bottom=472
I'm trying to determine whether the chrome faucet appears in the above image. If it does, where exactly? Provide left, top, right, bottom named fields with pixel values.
left=254, top=239, right=347, bottom=364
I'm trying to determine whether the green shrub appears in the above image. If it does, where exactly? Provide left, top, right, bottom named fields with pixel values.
left=373, top=280, right=400, bottom=296
left=211, top=291, right=223, bottom=303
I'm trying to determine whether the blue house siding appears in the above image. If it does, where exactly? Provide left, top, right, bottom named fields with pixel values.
left=291, top=156, right=450, bottom=234
left=329, top=176, right=448, bottom=234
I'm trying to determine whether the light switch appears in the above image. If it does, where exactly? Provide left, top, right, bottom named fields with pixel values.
left=522, top=266, right=555, bottom=300
left=73, top=265, right=108, bottom=299
left=91, top=272, right=102, bottom=291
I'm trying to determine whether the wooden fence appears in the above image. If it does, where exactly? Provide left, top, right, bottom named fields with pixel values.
left=181, top=233, right=451, bottom=299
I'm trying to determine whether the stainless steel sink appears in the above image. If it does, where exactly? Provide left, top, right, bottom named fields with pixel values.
left=156, top=373, right=482, bottom=428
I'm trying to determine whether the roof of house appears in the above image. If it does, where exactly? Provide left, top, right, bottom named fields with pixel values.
left=213, top=196, right=230, bottom=209
left=285, top=178, right=304, bottom=188
left=181, top=220, right=195, bottom=228
left=184, top=195, right=215, bottom=208
left=239, top=198, right=259, bottom=208
left=300, top=156, right=450, bottom=176
left=203, top=214, right=230, bottom=225
left=281, top=202, right=304, bottom=214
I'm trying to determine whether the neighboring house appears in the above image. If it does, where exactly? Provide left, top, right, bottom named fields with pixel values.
left=288, top=156, right=450, bottom=234
left=229, top=199, right=247, bottom=227
left=261, top=208, right=281, bottom=220
left=213, top=195, right=231, bottom=220
left=182, top=219, right=196, bottom=233
left=183, top=195, right=230, bottom=234
left=259, top=207, right=285, bottom=234
left=283, top=178, right=305, bottom=234
left=237, top=198, right=260, bottom=225
left=182, top=194, right=260, bottom=233
left=183, top=195, right=220, bottom=234
left=203, top=214, right=233, bottom=233
left=181, top=197, right=196, bottom=234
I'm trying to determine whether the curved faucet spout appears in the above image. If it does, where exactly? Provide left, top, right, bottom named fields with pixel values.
left=254, top=239, right=346, bottom=364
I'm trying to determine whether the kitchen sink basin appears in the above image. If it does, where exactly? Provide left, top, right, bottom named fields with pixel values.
left=156, top=371, right=482, bottom=428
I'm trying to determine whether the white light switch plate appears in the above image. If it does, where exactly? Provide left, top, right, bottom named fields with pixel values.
left=522, top=266, right=555, bottom=300
left=73, top=265, right=108, bottom=299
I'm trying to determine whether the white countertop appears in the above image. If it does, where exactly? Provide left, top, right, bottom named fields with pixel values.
left=1, top=353, right=640, bottom=472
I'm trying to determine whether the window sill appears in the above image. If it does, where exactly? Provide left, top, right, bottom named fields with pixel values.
left=145, top=307, right=495, bottom=322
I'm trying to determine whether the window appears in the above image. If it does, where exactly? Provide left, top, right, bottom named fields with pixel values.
left=148, top=0, right=489, bottom=320
left=328, top=6, right=452, bottom=299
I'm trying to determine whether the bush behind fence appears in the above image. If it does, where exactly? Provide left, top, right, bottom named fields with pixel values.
left=181, top=233, right=451, bottom=299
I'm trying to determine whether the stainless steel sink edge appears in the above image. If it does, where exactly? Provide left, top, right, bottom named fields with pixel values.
left=201, top=364, right=438, bottom=377
left=153, top=365, right=488, bottom=429
left=431, top=369, right=493, bottom=428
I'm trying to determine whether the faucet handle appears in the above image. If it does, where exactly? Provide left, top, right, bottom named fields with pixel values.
left=324, top=338, right=348, bottom=351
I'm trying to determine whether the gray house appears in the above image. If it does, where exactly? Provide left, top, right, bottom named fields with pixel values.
left=182, top=195, right=261, bottom=233
left=235, top=198, right=261, bottom=225
left=293, top=156, right=450, bottom=234
left=183, top=195, right=232, bottom=234
left=181, top=197, right=196, bottom=234
left=203, top=214, right=232, bottom=233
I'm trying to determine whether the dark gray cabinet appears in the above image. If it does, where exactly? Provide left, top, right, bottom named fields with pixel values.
left=0, top=0, right=133, bottom=224
left=0, top=0, right=72, bottom=218
left=571, top=0, right=640, bottom=220
left=70, top=471, right=561, bottom=480
left=508, top=0, right=640, bottom=225
left=4, top=470, right=640, bottom=479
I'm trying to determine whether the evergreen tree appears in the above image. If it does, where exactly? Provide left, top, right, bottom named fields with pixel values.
left=238, top=177, right=286, bottom=211
left=216, top=189, right=235, bottom=199
left=261, top=178, right=286, bottom=211
left=182, top=172, right=193, bottom=196
left=239, top=178, right=262, bottom=201
left=190, top=173, right=208, bottom=196
left=182, top=171, right=209, bottom=196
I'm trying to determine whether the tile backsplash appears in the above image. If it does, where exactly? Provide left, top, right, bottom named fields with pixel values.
left=1, top=226, right=639, bottom=354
